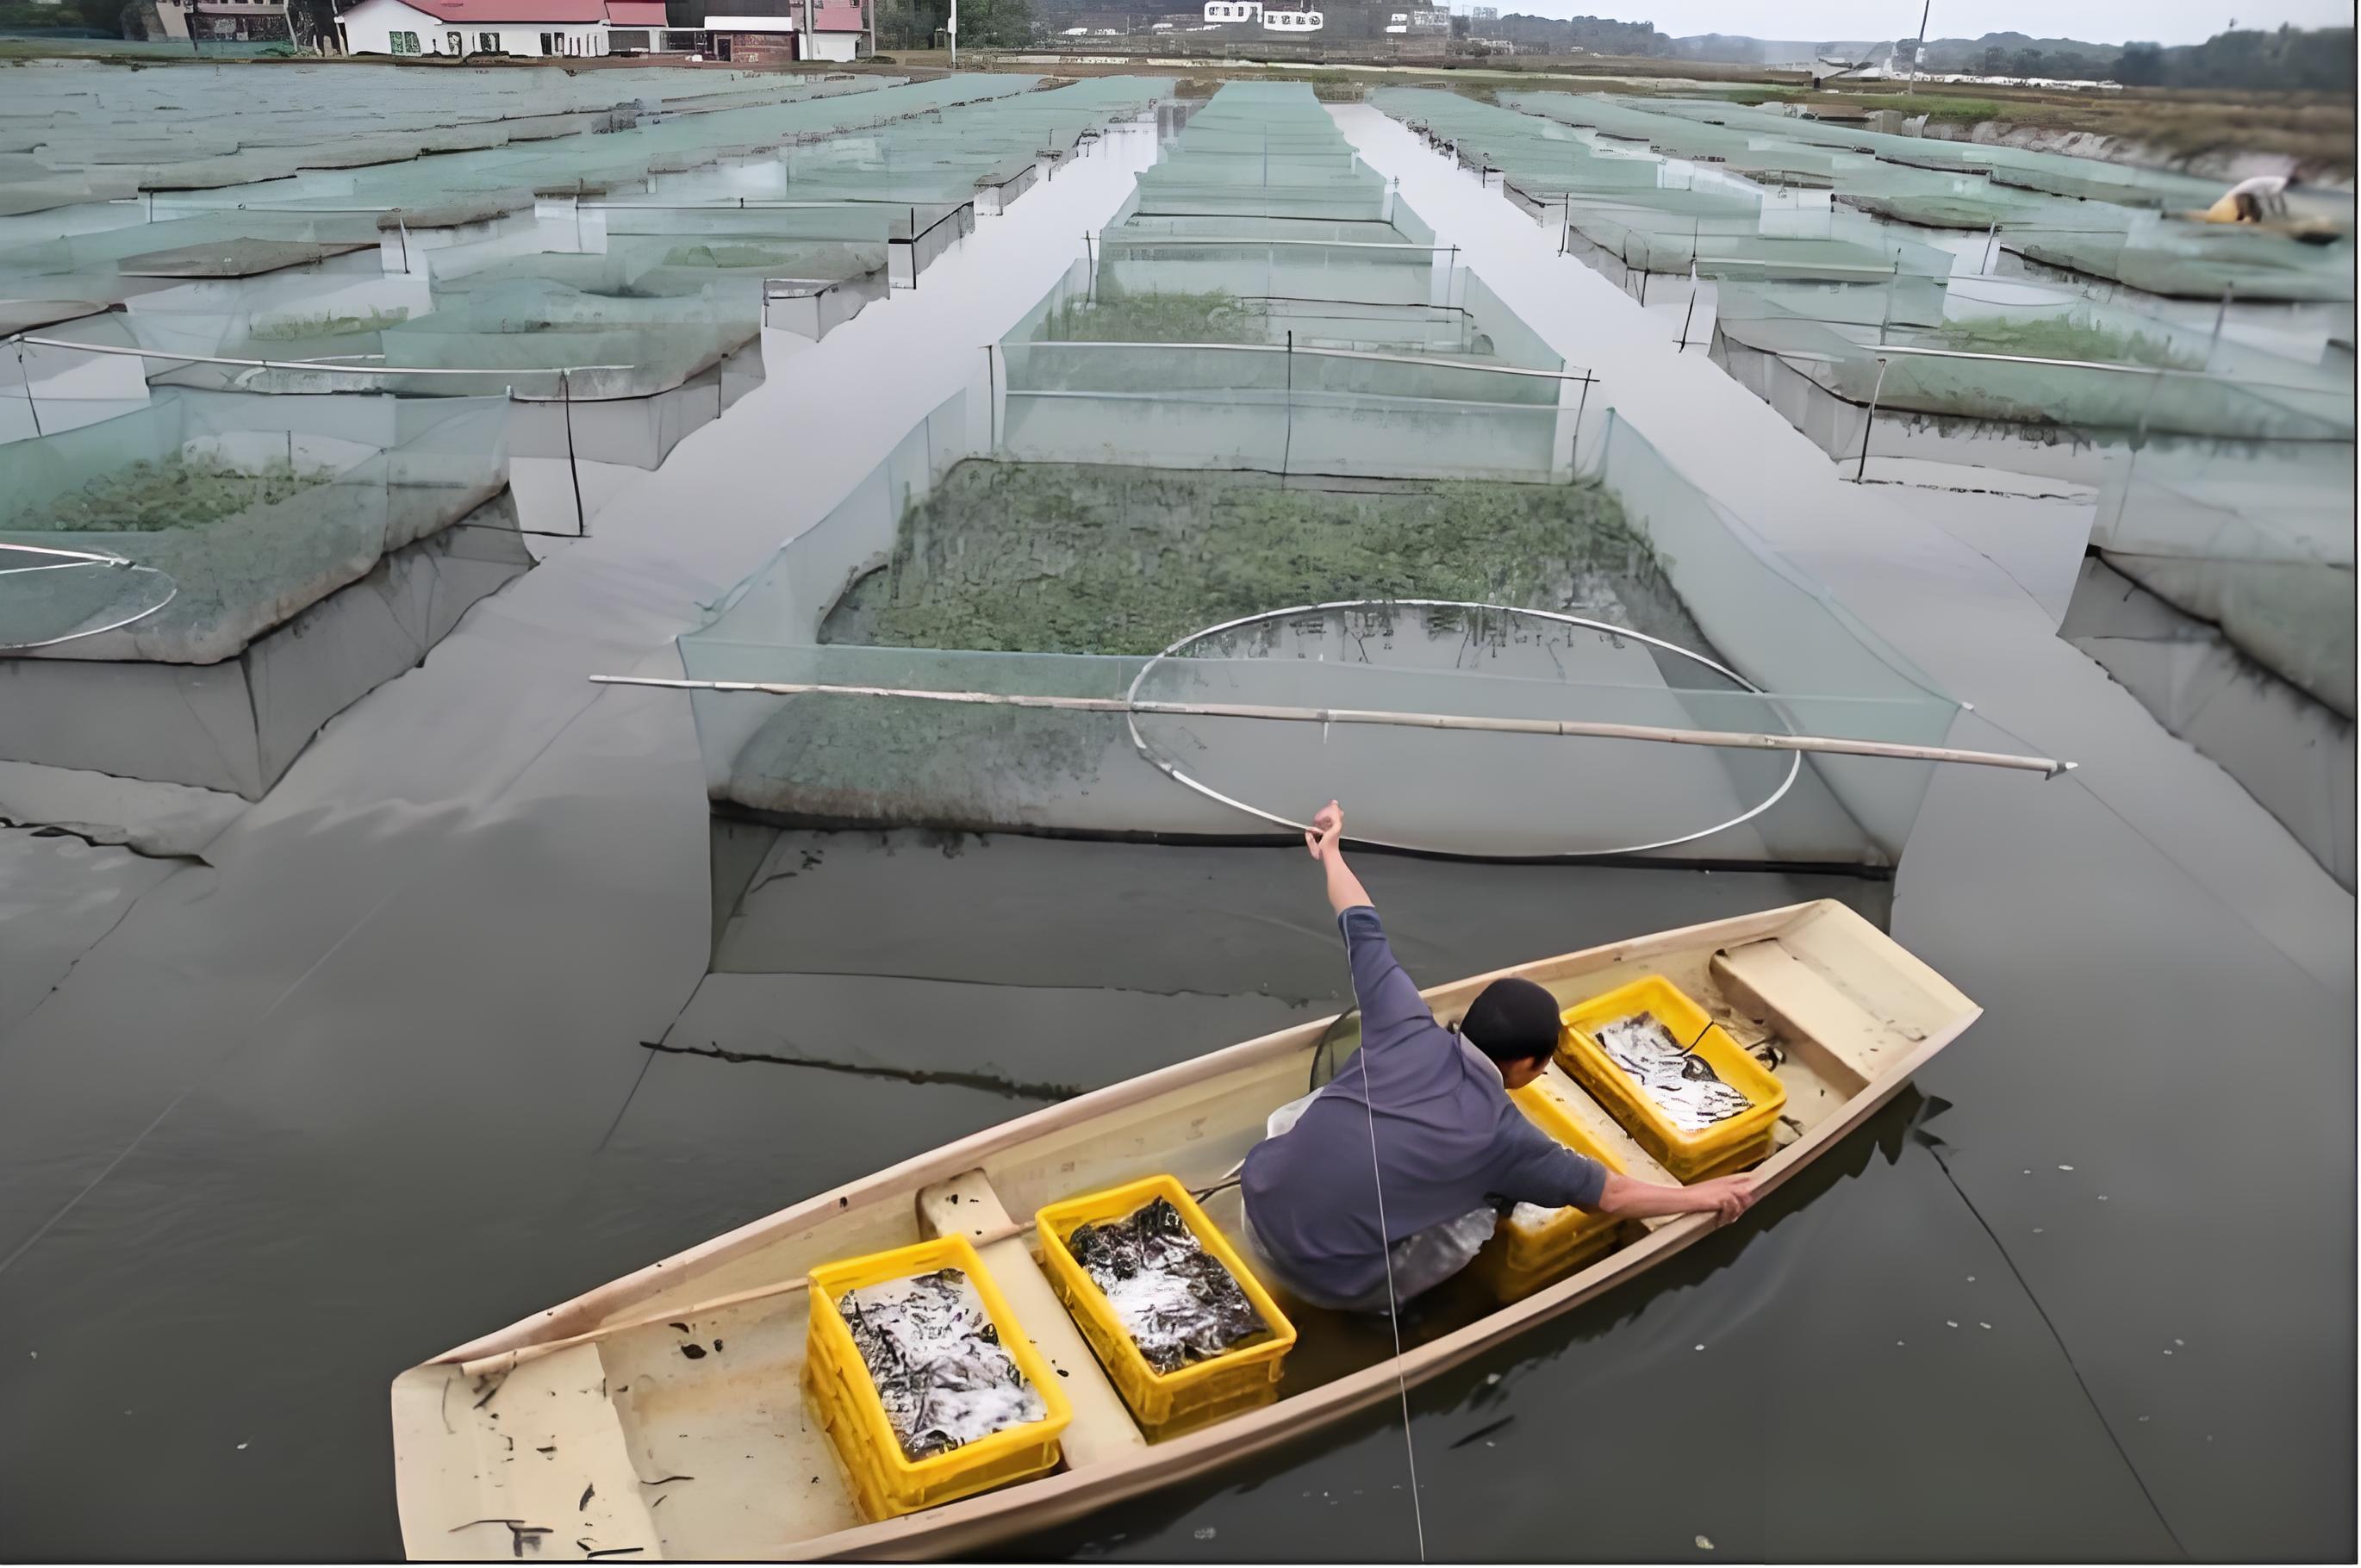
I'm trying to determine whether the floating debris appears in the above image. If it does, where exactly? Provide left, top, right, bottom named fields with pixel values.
left=840, top=1269, right=1045, bottom=1461
left=2058, top=1164, right=2074, bottom=1172
left=1067, top=1197, right=1268, bottom=1374
left=1596, top=1014, right=1750, bottom=1130
left=1696, top=1534, right=1715, bottom=1551
left=1194, top=1527, right=1218, bottom=1540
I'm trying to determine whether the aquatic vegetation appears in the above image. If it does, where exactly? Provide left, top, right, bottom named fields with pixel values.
left=1922, top=315, right=2201, bottom=369
left=29, top=454, right=335, bottom=533
left=662, top=242, right=806, bottom=269
left=247, top=305, right=410, bottom=340
left=821, top=461, right=1685, bottom=656
left=1046, top=289, right=1271, bottom=345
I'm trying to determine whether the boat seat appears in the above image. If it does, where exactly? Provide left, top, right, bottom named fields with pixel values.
left=914, top=1169, right=1149, bottom=1465
left=1526, top=1062, right=1680, bottom=1188
left=1713, top=940, right=1882, bottom=1095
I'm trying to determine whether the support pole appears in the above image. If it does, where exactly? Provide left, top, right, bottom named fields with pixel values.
left=1856, top=357, right=1890, bottom=482
left=15, top=345, right=39, bottom=439
left=2202, top=282, right=2233, bottom=374
left=559, top=368, right=585, bottom=537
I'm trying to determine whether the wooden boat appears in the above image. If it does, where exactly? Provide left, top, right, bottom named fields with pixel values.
left=391, top=899, right=1978, bottom=1560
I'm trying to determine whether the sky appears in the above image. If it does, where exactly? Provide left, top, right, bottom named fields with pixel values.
left=1534, top=2, right=2352, bottom=47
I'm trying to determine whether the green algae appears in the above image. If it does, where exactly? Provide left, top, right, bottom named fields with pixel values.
left=29, top=454, right=334, bottom=533
left=819, top=460, right=1687, bottom=657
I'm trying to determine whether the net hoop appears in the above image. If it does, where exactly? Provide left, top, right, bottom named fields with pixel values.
left=0, top=543, right=179, bottom=652
left=1122, top=597, right=1803, bottom=859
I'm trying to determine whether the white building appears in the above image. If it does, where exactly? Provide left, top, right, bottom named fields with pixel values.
left=337, top=0, right=663, bottom=57
left=1200, top=1, right=1322, bottom=31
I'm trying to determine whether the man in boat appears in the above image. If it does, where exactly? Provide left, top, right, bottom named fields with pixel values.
left=1240, top=801, right=1760, bottom=1315
left=2203, top=172, right=2301, bottom=225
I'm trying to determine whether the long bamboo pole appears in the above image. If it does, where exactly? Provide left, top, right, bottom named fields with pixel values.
left=588, top=675, right=2072, bottom=776
left=449, top=1155, right=1254, bottom=1380
left=451, top=1219, right=1032, bottom=1381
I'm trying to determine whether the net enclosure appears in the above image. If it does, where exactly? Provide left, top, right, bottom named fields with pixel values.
left=0, top=388, right=528, bottom=796
left=1710, top=276, right=2354, bottom=479
left=677, top=370, right=1965, bottom=870
left=1001, top=83, right=1588, bottom=483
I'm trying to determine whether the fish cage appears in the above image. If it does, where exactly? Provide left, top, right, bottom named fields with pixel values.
left=1000, top=82, right=1585, bottom=483
left=0, top=388, right=526, bottom=799
left=7, top=78, right=1174, bottom=474
left=0, top=67, right=939, bottom=240
left=675, top=376, right=1961, bottom=874
left=1373, top=89, right=1956, bottom=325
left=1998, top=219, right=2357, bottom=306
left=1710, top=277, right=2356, bottom=482
left=2064, top=440, right=2354, bottom=889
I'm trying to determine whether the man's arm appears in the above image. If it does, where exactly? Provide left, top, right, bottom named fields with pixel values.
left=1306, top=799, right=1370, bottom=917
left=1496, top=1116, right=1759, bottom=1227
left=1306, top=800, right=1432, bottom=1048
left=1598, top=1170, right=1759, bottom=1226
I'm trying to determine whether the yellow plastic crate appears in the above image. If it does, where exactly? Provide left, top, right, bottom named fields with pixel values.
left=1036, top=1175, right=1297, bottom=1431
left=1467, top=1082, right=1636, bottom=1302
left=1558, top=975, right=1785, bottom=1182
left=804, top=1234, right=1072, bottom=1521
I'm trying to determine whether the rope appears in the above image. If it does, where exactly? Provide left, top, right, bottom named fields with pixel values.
left=1355, top=1048, right=1428, bottom=1562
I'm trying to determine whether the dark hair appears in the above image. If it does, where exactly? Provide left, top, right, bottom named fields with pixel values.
left=1458, top=977, right=1562, bottom=1067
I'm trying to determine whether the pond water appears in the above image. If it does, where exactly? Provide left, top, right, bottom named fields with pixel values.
left=0, top=95, right=2349, bottom=1565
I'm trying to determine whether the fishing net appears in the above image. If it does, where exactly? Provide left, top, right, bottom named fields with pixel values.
left=0, top=543, right=178, bottom=652
left=0, top=387, right=508, bottom=663
left=1000, top=86, right=1583, bottom=484
left=2091, top=441, right=2355, bottom=718
left=679, top=374, right=1960, bottom=868
left=1712, top=278, right=2356, bottom=459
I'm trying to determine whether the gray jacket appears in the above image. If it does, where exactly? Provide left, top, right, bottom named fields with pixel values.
left=1241, top=906, right=1609, bottom=1304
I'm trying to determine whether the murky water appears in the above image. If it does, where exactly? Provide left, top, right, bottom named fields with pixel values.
left=1, top=98, right=2351, bottom=1565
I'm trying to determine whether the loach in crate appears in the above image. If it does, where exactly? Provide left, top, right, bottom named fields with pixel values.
left=1065, top=1197, right=1269, bottom=1374
left=838, top=1268, right=1047, bottom=1461
left=1593, top=1012, right=1752, bottom=1132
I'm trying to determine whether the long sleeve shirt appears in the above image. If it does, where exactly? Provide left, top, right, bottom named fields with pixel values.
left=1241, top=905, right=1609, bottom=1305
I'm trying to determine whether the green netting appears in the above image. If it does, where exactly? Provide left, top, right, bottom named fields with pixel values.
left=1715, top=279, right=2355, bottom=444
left=2092, top=441, right=2355, bottom=717
left=8, top=76, right=1171, bottom=421
left=0, top=386, right=508, bottom=662
left=996, top=82, right=1579, bottom=482
left=0, top=65, right=926, bottom=212
left=1386, top=87, right=2353, bottom=305
left=676, top=384, right=1957, bottom=865
left=1377, top=88, right=1957, bottom=295
left=2003, top=221, right=2357, bottom=302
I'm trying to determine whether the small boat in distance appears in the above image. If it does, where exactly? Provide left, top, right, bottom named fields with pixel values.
left=392, top=899, right=1978, bottom=1560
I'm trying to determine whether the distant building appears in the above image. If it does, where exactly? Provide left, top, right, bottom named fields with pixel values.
left=1200, top=1, right=1324, bottom=32
left=336, top=0, right=668, bottom=55
left=706, top=0, right=869, bottom=61
left=149, top=0, right=293, bottom=45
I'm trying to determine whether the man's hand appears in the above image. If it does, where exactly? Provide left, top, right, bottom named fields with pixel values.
left=1597, top=1170, right=1760, bottom=1224
left=1306, top=800, right=1372, bottom=915
left=1305, top=800, right=1344, bottom=862
left=1696, top=1174, right=1759, bottom=1226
